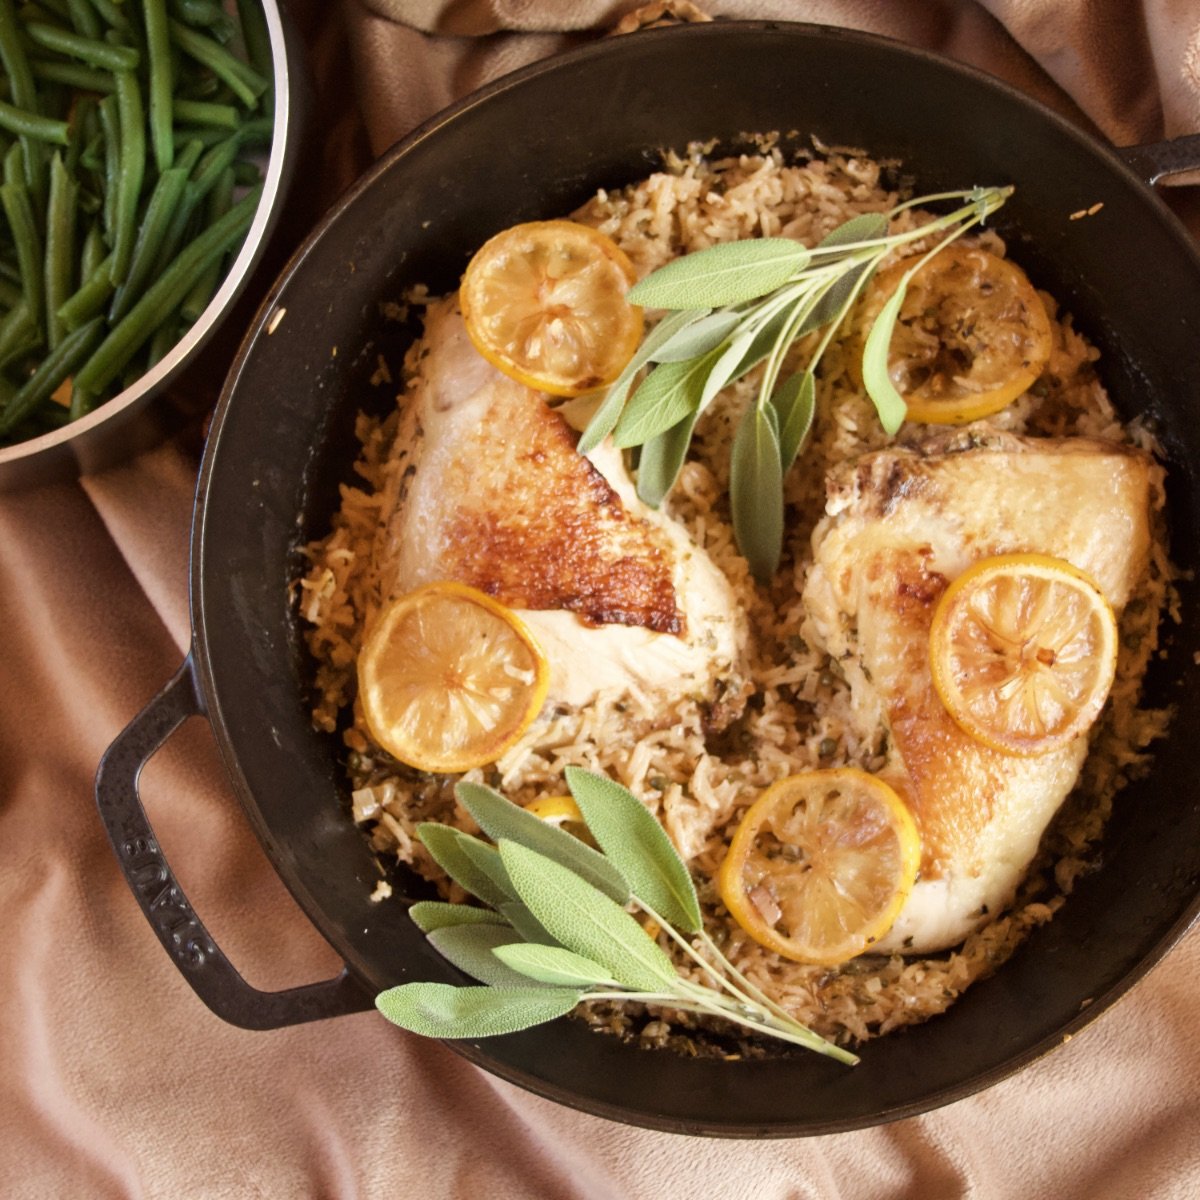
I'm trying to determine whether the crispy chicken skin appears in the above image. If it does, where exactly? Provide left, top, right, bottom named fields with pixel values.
left=802, top=431, right=1157, bottom=953
left=374, top=297, right=747, bottom=715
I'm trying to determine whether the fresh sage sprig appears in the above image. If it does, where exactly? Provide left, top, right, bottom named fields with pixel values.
left=375, top=769, right=860, bottom=1065
left=579, top=186, right=1012, bottom=582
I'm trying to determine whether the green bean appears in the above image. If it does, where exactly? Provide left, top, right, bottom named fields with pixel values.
left=23, top=21, right=140, bottom=70
left=180, top=160, right=229, bottom=321
left=64, top=0, right=99, bottom=37
left=78, top=128, right=102, bottom=170
left=32, top=0, right=70, bottom=19
left=0, top=314, right=102, bottom=432
left=0, top=277, right=21, bottom=309
left=174, top=0, right=234, bottom=41
left=0, top=253, right=20, bottom=284
left=235, top=0, right=272, bottom=87
left=145, top=312, right=177, bottom=366
left=108, top=164, right=187, bottom=321
left=0, top=375, right=14, bottom=407
left=2, top=140, right=23, bottom=185
left=84, top=0, right=131, bottom=33
left=168, top=19, right=266, bottom=108
left=235, top=114, right=272, bottom=147
left=97, top=93, right=117, bottom=241
left=79, top=220, right=104, bottom=277
left=173, top=135, right=204, bottom=177
left=67, top=383, right=99, bottom=417
left=143, top=0, right=173, bottom=171
left=0, top=98, right=68, bottom=144
left=0, top=182, right=44, bottom=338
left=0, top=298, right=38, bottom=369
left=74, top=183, right=261, bottom=395
left=56, top=246, right=111, bottom=329
left=230, top=158, right=260, bottom=187
left=0, top=0, right=46, bottom=206
left=172, top=97, right=237, bottom=130
left=30, top=57, right=114, bottom=92
left=152, top=131, right=236, bottom=274
left=171, top=123, right=236, bottom=149
left=64, top=93, right=92, bottom=174
left=44, top=151, right=76, bottom=347
left=109, top=68, right=143, bottom=282
left=0, top=3, right=39, bottom=111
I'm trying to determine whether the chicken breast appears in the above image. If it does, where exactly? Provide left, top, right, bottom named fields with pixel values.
left=802, top=430, right=1157, bottom=953
left=373, top=296, right=747, bottom=717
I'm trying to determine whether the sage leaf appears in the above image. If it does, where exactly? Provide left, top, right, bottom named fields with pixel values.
left=818, top=211, right=889, bottom=250
left=627, top=238, right=810, bottom=309
left=699, top=326, right=756, bottom=411
left=455, top=781, right=629, bottom=903
left=493, top=943, right=620, bottom=988
left=426, top=923, right=537, bottom=988
left=649, top=310, right=741, bottom=363
left=376, top=983, right=582, bottom=1039
left=730, top=403, right=784, bottom=584
left=500, top=901, right=561, bottom=947
left=771, top=370, right=816, bottom=470
left=635, top=408, right=699, bottom=508
left=723, top=301, right=795, bottom=382
left=417, top=823, right=511, bottom=910
left=576, top=371, right=634, bottom=456
left=409, top=901, right=510, bottom=934
left=818, top=268, right=876, bottom=335
left=790, top=214, right=889, bottom=343
left=565, top=767, right=702, bottom=934
left=577, top=308, right=697, bottom=454
left=861, top=279, right=910, bottom=435
left=498, top=840, right=678, bottom=993
left=612, top=348, right=719, bottom=449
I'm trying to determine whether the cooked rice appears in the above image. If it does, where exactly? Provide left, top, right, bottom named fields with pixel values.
left=298, top=145, right=1172, bottom=1050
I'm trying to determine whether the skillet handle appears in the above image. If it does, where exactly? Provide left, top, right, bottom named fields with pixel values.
left=1117, top=132, right=1200, bottom=186
left=95, top=658, right=375, bottom=1030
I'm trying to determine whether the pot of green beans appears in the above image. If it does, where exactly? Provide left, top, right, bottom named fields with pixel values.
left=0, top=0, right=305, bottom=489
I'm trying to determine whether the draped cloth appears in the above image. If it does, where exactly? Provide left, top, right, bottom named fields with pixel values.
left=2, top=1, right=1199, bottom=1195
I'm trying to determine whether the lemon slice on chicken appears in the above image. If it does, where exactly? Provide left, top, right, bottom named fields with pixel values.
left=860, top=244, right=1053, bottom=424
left=929, top=553, right=1119, bottom=757
left=460, top=220, right=643, bottom=397
left=357, top=582, right=549, bottom=774
left=717, top=770, right=921, bottom=966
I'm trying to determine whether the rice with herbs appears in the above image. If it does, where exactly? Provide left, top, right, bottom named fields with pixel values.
left=298, top=144, right=1172, bottom=1051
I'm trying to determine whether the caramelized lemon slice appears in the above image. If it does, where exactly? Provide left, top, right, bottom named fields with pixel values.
left=523, top=795, right=583, bottom=825
left=460, top=219, right=643, bottom=397
left=523, top=794, right=598, bottom=846
left=357, top=583, right=549, bottom=774
left=860, top=244, right=1052, bottom=424
left=717, top=770, right=920, bottom=966
left=929, top=553, right=1118, bottom=757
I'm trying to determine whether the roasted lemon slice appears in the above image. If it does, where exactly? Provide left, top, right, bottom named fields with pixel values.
left=859, top=244, right=1052, bottom=424
left=460, top=219, right=643, bottom=397
left=929, top=553, right=1118, bottom=757
left=717, top=770, right=920, bottom=966
left=357, top=583, right=549, bottom=774
left=524, top=794, right=598, bottom=846
left=523, top=795, right=583, bottom=825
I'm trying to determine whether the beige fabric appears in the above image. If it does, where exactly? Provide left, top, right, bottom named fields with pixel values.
left=3, top=1, right=1200, bottom=1196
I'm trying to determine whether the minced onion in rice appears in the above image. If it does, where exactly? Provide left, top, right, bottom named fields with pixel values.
left=298, top=144, right=1173, bottom=1050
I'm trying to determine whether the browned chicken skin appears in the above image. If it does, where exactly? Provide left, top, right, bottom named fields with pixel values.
left=373, top=297, right=747, bottom=715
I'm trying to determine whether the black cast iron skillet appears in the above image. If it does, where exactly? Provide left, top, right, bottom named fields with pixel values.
left=96, top=22, right=1200, bottom=1136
